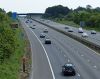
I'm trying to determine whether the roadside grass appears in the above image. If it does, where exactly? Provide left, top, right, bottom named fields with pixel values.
left=0, top=28, right=25, bottom=79
left=56, top=20, right=79, bottom=28
left=55, top=19, right=100, bottom=32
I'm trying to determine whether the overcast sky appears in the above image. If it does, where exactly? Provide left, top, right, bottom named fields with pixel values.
left=0, top=0, right=100, bottom=13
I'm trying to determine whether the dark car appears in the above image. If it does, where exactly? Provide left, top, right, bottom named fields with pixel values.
left=27, top=19, right=29, bottom=21
left=33, top=24, right=36, bottom=26
left=40, top=33, right=45, bottom=38
left=65, top=27, right=69, bottom=29
left=45, top=39, right=51, bottom=44
left=30, top=26, right=35, bottom=29
left=30, top=21, right=32, bottom=23
left=68, top=28, right=73, bottom=32
left=62, top=64, right=76, bottom=76
left=26, top=21, right=28, bottom=23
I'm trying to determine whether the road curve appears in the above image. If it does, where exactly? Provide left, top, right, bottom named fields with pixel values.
left=19, top=17, right=54, bottom=79
left=33, top=17, right=100, bottom=47
left=19, top=17, right=100, bottom=79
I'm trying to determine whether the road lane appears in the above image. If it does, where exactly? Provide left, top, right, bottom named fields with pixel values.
left=33, top=18, right=100, bottom=46
left=28, top=18, right=100, bottom=79
left=19, top=18, right=54, bottom=79
left=20, top=17, right=100, bottom=79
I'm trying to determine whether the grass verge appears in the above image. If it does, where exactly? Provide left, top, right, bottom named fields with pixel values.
left=0, top=28, right=25, bottom=79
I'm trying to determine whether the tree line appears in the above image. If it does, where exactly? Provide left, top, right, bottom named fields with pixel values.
left=43, top=5, right=100, bottom=28
left=0, top=8, right=16, bottom=63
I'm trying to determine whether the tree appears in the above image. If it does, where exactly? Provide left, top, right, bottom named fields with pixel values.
left=86, top=5, right=92, bottom=9
left=0, top=8, right=16, bottom=63
left=7, top=11, right=12, bottom=17
left=44, top=5, right=70, bottom=18
left=74, top=6, right=86, bottom=11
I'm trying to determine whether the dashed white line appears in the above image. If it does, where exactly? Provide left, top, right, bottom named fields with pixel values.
left=77, top=73, right=81, bottom=77
left=68, top=59, right=70, bottom=62
left=64, top=55, right=66, bottom=57
left=93, top=65, right=97, bottom=69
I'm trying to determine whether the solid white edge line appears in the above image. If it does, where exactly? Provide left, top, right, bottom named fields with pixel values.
left=20, top=20, right=34, bottom=79
left=25, top=22, right=55, bottom=79
left=30, top=28, right=56, bottom=79
left=30, top=41, right=34, bottom=79
left=82, top=43, right=100, bottom=56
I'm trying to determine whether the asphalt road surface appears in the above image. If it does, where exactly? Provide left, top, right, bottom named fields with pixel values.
left=19, top=17, right=100, bottom=79
left=33, top=17, right=100, bottom=46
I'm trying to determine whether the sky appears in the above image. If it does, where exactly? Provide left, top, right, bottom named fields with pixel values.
left=0, top=0, right=100, bottom=13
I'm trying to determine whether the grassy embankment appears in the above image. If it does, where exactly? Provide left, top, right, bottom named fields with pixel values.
left=0, top=26, right=25, bottom=79
left=55, top=19, right=100, bottom=32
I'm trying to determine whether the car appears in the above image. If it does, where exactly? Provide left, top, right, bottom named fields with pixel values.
left=45, top=38, right=51, bottom=44
left=62, top=64, right=76, bottom=76
left=33, top=24, right=36, bottom=26
left=30, top=26, right=35, bottom=29
left=47, top=20, right=50, bottom=23
left=64, top=27, right=69, bottom=29
left=30, top=21, right=32, bottom=23
left=43, top=28, right=48, bottom=33
left=91, top=30, right=96, bottom=34
left=40, top=33, right=45, bottom=38
left=82, top=32, right=88, bottom=37
left=25, top=21, right=28, bottom=23
left=68, top=28, right=73, bottom=32
left=78, top=27, right=83, bottom=33
left=27, top=19, right=29, bottom=21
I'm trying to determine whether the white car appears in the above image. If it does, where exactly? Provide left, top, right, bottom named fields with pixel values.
left=43, top=28, right=48, bottom=33
left=40, top=33, right=45, bottom=38
left=91, top=30, right=96, bottom=34
left=82, top=33, right=88, bottom=37
left=78, top=28, right=83, bottom=33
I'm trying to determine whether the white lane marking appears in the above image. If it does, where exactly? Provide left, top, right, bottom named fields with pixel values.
left=25, top=23, right=55, bottom=79
left=68, top=59, right=70, bottom=62
left=20, top=20, right=34, bottom=79
left=64, top=55, right=66, bottom=57
left=77, top=73, right=81, bottom=77
left=29, top=40, right=34, bottom=79
left=83, top=43, right=100, bottom=56
left=93, top=65, right=97, bottom=69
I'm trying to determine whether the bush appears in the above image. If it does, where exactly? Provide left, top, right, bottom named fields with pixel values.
left=0, top=8, right=16, bottom=63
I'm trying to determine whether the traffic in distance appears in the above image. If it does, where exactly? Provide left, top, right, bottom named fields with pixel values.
left=26, top=19, right=77, bottom=76
left=23, top=18, right=100, bottom=79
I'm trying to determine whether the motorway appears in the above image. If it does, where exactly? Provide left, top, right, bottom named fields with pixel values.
left=33, top=18, right=100, bottom=46
left=19, top=17, right=100, bottom=79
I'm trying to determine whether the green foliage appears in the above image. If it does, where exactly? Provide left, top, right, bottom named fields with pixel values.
left=7, top=11, right=12, bottom=17
left=43, top=5, right=70, bottom=18
left=44, top=5, right=100, bottom=29
left=0, top=8, right=16, bottom=63
left=0, top=28, right=25, bottom=79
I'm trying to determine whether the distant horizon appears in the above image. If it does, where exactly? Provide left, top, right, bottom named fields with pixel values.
left=4, top=5, right=100, bottom=14
left=0, top=0, right=100, bottom=13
